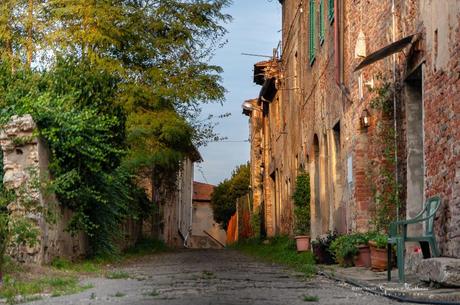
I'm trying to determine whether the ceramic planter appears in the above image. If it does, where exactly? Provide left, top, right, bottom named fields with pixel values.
left=295, top=235, right=311, bottom=252
left=369, top=240, right=387, bottom=271
left=354, top=244, right=371, bottom=268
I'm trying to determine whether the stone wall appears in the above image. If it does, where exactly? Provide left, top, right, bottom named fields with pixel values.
left=0, top=115, right=87, bottom=264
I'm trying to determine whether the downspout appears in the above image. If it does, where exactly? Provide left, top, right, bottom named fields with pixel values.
left=334, top=0, right=340, bottom=85
left=187, top=161, right=194, bottom=248
left=392, top=0, right=400, bottom=222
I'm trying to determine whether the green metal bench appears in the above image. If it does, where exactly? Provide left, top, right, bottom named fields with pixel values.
left=387, top=196, right=441, bottom=282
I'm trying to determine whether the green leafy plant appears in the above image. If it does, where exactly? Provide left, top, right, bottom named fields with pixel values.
left=292, top=171, right=311, bottom=235
left=329, top=232, right=374, bottom=267
left=368, top=233, right=388, bottom=249
left=329, top=235, right=358, bottom=267
left=211, top=164, right=250, bottom=230
left=368, top=78, right=403, bottom=233
left=0, top=165, right=41, bottom=285
left=303, top=294, right=319, bottom=302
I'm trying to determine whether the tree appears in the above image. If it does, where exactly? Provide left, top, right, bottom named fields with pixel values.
left=211, top=163, right=250, bottom=230
left=0, top=0, right=232, bottom=256
left=292, top=171, right=311, bottom=235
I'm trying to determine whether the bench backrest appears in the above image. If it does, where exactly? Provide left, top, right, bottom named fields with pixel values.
left=425, top=196, right=441, bottom=236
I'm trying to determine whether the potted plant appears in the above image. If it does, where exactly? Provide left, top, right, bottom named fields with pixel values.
left=353, top=233, right=371, bottom=268
left=292, top=171, right=311, bottom=252
left=368, top=233, right=388, bottom=271
left=312, top=231, right=337, bottom=264
left=329, top=235, right=358, bottom=267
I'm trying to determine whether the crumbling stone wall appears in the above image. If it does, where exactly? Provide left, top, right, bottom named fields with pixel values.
left=0, top=115, right=87, bottom=264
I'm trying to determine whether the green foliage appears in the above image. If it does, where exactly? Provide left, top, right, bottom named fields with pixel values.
left=303, top=295, right=319, bottom=302
left=294, top=206, right=310, bottom=235
left=0, top=61, right=150, bottom=257
left=250, top=207, right=261, bottom=239
left=369, top=75, right=394, bottom=115
left=368, top=233, right=388, bottom=249
left=232, top=236, right=316, bottom=276
left=293, top=171, right=311, bottom=207
left=105, top=271, right=130, bottom=280
left=329, top=234, right=362, bottom=267
left=0, top=165, right=40, bottom=284
left=368, top=79, right=402, bottom=233
left=211, top=163, right=250, bottom=229
left=124, top=238, right=168, bottom=257
left=0, top=0, right=233, bottom=259
left=293, top=171, right=311, bottom=235
left=0, top=275, right=90, bottom=304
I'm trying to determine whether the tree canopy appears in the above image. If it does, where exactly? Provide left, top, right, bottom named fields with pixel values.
left=211, top=163, right=250, bottom=230
left=0, top=0, right=232, bottom=256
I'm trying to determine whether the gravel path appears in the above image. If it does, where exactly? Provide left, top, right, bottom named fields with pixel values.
left=25, top=249, right=399, bottom=305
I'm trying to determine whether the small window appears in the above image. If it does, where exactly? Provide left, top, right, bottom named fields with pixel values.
left=319, top=0, right=325, bottom=45
left=328, top=0, right=334, bottom=24
left=309, top=0, right=316, bottom=65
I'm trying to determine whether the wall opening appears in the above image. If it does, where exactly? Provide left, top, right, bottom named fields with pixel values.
left=404, top=65, right=424, bottom=236
left=332, top=121, right=345, bottom=233
left=321, top=133, right=330, bottom=233
left=269, top=171, right=278, bottom=235
left=312, top=134, right=321, bottom=237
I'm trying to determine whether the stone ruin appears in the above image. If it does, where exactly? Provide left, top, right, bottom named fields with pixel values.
left=0, top=115, right=87, bottom=264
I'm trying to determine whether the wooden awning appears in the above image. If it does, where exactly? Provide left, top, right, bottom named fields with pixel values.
left=354, top=33, right=419, bottom=72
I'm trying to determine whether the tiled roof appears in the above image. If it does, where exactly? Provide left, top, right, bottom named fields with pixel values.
left=193, top=181, right=215, bottom=202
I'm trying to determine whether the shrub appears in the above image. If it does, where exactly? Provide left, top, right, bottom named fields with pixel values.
left=292, top=171, right=311, bottom=235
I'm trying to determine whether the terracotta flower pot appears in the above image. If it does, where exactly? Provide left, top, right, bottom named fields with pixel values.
left=354, top=244, right=371, bottom=268
left=369, top=241, right=388, bottom=271
left=295, top=235, right=311, bottom=252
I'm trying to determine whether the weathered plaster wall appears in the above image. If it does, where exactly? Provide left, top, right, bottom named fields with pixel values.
left=190, top=201, right=226, bottom=248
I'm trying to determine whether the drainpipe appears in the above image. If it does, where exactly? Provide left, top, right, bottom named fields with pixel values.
left=334, top=0, right=340, bottom=85
left=392, top=0, right=400, bottom=222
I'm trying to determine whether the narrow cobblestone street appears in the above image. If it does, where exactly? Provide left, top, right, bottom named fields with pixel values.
left=26, top=250, right=399, bottom=305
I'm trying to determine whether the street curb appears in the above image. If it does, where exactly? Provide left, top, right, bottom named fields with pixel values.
left=318, top=269, right=460, bottom=305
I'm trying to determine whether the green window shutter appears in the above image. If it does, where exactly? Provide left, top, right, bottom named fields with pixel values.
left=319, top=0, right=325, bottom=45
left=309, top=0, right=315, bottom=65
left=328, top=0, right=334, bottom=23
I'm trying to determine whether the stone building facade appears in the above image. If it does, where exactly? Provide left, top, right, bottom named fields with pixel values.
left=244, top=0, right=460, bottom=258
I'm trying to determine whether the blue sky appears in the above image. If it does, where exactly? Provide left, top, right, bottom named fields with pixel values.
left=194, top=1, right=281, bottom=185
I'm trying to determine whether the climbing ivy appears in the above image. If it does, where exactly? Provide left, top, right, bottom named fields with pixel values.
left=368, top=79, right=402, bottom=233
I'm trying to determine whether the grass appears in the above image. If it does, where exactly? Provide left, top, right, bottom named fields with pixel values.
left=113, top=291, right=126, bottom=297
left=143, top=290, right=160, bottom=297
left=200, top=270, right=216, bottom=279
left=105, top=271, right=130, bottom=279
left=51, top=258, right=101, bottom=274
left=232, top=235, right=316, bottom=276
left=0, top=238, right=166, bottom=304
left=0, top=275, right=92, bottom=304
left=124, top=238, right=168, bottom=257
left=303, top=294, right=319, bottom=302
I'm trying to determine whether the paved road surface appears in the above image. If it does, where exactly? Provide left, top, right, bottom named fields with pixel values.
left=26, top=249, right=399, bottom=305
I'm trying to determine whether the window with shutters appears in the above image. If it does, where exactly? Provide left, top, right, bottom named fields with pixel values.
left=319, top=0, right=325, bottom=45
left=328, top=0, right=334, bottom=24
left=309, top=0, right=316, bottom=65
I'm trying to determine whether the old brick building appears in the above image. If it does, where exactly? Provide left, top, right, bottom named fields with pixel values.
left=244, top=0, right=460, bottom=258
